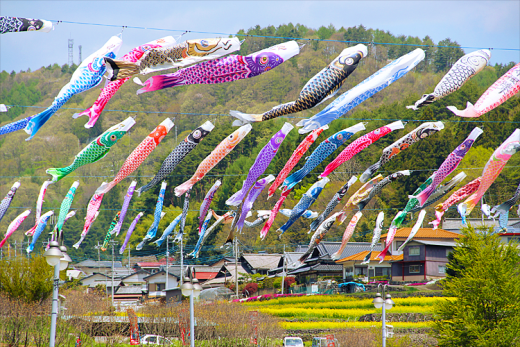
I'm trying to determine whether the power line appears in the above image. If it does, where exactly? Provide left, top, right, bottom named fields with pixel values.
left=48, top=20, right=520, bottom=52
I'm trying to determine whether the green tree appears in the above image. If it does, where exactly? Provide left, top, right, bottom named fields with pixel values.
left=432, top=226, right=520, bottom=346
left=0, top=255, right=54, bottom=304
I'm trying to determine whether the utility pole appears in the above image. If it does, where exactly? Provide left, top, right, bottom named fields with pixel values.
left=180, top=234, right=184, bottom=286
left=166, top=236, right=169, bottom=290
left=128, top=246, right=131, bottom=270
left=281, top=245, right=286, bottom=295
left=234, top=236, right=238, bottom=298
left=14, top=240, right=17, bottom=257
left=109, top=240, right=118, bottom=307
left=94, top=242, right=102, bottom=274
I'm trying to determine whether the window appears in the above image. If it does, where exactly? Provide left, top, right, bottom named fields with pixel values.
left=396, top=241, right=405, bottom=250
left=446, top=249, right=452, bottom=257
left=409, top=247, right=420, bottom=256
left=409, top=265, right=420, bottom=274
left=438, top=265, right=446, bottom=274
left=156, top=283, right=165, bottom=291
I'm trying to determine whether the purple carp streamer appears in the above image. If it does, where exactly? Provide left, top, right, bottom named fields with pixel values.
left=73, top=36, right=176, bottom=128
left=283, top=123, right=366, bottom=191
left=332, top=211, right=363, bottom=260
left=413, top=127, right=482, bottom=207
left=105, top=37, right=241, bottom=80
left=408, top=172, right=466, bottom=214
left=73, top=192, right=104, bottom=249
left=136, top=181, right=167, bottom=250
left=0, top=182, right=20, bottom=224
left=231, top=44, right=367, bottom=125
left=360, top=122, right=444, bottom=183
left=119, top=212, right=144, bottom=254
left=357, top=171, right=410, bottom=211
left=137, top=121, right=214, bottom=196
left=0, top=210, right=31, bottom=248
left=235, top=175, right=274, bottom=233
left=310, top=176, right=357, bottom=232
left=458, top=129, right=520, bottom=219
left=407, top=50, right=491, bottom=110
left=361, top=212, right=385, bottom=265
left=154, top=213, right=182, bottom=247
left=0, top=16, right=52, bottom=34
left=297, top=212, right=342, bottom=265
left=448, top=63, right=520, bottom=118
left=491, top=181, right=520, bottom=231
left=397, top=210, right=427, bottom=253
left=199, top=180, right=221, bottom=234
left=298, top=49, right=425, bottom=133
left=25, top=181, right=53, bottom=236
left=135, top=41, right=299, bottom=94
left=112, top=181, right=137, bottom=237
left=27, top=211, right=53, bottom=254
left=226, top=123, right=293, bottom=206
left=24, top=36, right=123, bottom=140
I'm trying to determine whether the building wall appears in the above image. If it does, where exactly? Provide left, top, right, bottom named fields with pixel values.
left=425, top=260, right=448, bottom=277
left=391, top=261, right=425, bottom=281
left=403, top=245, right=425, bottom=261
left=425, top=246, right=452, bottom=261
left=392, top=275, right=425, bottom=282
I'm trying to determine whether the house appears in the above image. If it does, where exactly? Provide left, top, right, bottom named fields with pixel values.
left=240, top=253, right=282, bottom=275
left=133, top=257, right=175, bottom=274
left=390, top=240, right=456, bottom=282
left=335, top=250, right=400, bottom=282
left=499, top=231, right=520, bottom=244
left=201, top=263, right=249, bottom=288
left=380, top=227, right=461, bottom=257
left=143, top=270, right=180, bottom=299
left=288, top=242, right=376, bottom=284
left=113, top=286, right=146, bottom=303
left=74, top=259, right=122, bottom=276
left=209, top=257, right=235, bottom=268
left=120, top=269, right=150, bottom=290
left=80, top=272, right=121, bottom=294
left=157, top=265, right=220, bottom=284
left=268, top=252, right=305, bottom=276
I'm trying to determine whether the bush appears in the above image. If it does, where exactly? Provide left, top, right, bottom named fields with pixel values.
left=243, top=283, right=258, bottom=296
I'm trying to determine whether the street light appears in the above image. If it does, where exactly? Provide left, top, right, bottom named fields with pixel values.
left=44, top=241, right=68, bottom=347
left=181, top=272, right=202, bottom=347
left=372, top=284, right=394, bottom=347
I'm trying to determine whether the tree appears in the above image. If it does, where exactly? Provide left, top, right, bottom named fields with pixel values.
left=432, top=226, right=520, bottom=346
left=0, top=255, right=54, bottom=304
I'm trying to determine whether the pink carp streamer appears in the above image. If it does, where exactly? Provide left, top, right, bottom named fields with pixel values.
left=0, top=210, right=31, bottom=248
left=268, top=125, right=328, bottom=199
left=261, top=188, right=291, bottom=240
left=96, top=118, right=174, bottom=195
left=458, top=129, right=520, bottom=218
left=73, top=36, right=175, bottom=128
left=73, top=192, right=105, bottom=249
left=331, top=211, right=363, bottom=260
left=320, top=121, right=404, bottom=178
left=25, top=180, right=53, bottom=236
left=447, top=63, right=520, bottom=118
left=413, top=127, right=482, bottom=207
left=430, top=177, right=481, bottom=229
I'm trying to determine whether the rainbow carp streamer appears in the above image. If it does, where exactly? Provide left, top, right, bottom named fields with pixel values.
left=47, top=117, right=135, bottom=182
left=175, top=124, right=252, bottom=197
left=458, top=129, right=520, bottom=220
left=73, top=36, right=175, bottom=128
left=96, top=118, right=174, bottom=195
left=448, top=63, right=520, bottom=118
left=360, top=122, right=444, bottom=183
left=135, top=41, right=299, bottom=93
left=226, top=123, right=293, bottom=206
left=23, top=36, right=122, bottom=140
left=407, top=50, right=491, bottom=110
left=297, top=49, right=425, bottom=133
left=231, top=44, right=367, bottom=125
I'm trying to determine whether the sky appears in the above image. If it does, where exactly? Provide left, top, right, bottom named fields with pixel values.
left=1, top=1, right=519, bottom=73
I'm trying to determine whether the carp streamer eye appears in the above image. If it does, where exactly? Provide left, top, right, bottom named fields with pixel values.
left=193, top=130, right=201, bottom=139
left=110, top=135, right=117, bottom=141
left=259, top=56, right=269, bottom=65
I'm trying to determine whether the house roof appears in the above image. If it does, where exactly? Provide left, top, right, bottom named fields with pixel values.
left=115, top=286, right=145, bottom=295
left=315, top=241, right=382, bottom=261
left=442, top=218, right=520, bottom=232
left=287, top=263, right=343, bottom=275
left=144, top=270, right=180, bottom=281
left=336, top=251, right=402, bottom=263
left=241, top=253, right=282, bottom=270
left=412, top=240, right=457, bottom=247
left=75, top=259, right=122, bottom=268
left=380, top=228, right=460, bottom=240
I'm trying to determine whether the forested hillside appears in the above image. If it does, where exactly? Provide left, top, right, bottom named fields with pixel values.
left=0, top=23, right=518, bottom=263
